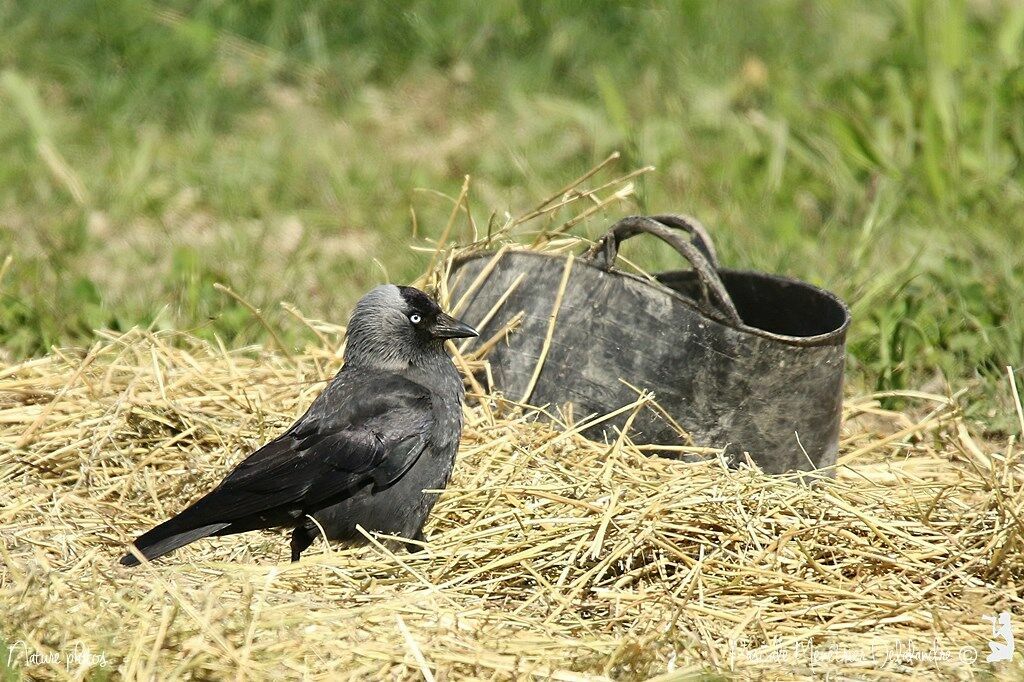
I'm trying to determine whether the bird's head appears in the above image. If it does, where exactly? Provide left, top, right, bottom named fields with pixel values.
left=343, top=284, right=477, bottom=369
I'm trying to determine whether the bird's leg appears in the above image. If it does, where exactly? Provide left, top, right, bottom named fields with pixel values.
left=404, top=528, right=427, bottom=553
left=290, top=524, right=315, bottom=562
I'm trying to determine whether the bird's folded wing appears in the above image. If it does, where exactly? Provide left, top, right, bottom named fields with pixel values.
left=168, top=371, right=434, bottom=526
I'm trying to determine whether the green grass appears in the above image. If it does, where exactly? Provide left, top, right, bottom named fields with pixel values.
left=0, top=0, right=1022, bottom=430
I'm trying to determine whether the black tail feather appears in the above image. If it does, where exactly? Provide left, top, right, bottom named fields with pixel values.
left=120, top=521, right=231, bottom=566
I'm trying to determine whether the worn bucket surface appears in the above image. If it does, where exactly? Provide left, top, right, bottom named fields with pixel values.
left=447, top=215, right=850, bottom=474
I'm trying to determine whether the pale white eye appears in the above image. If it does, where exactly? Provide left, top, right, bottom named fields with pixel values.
left=409, top=313, right=422, bottom=324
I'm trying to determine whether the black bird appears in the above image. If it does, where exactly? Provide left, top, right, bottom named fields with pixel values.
left=120, top=285, right=477, bottom=566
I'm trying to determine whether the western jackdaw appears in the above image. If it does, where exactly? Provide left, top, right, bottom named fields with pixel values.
left=120, top=285, right=476, bottom=566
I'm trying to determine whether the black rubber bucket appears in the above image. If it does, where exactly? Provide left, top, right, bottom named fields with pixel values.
left=447, top=214, right=851, bottom=474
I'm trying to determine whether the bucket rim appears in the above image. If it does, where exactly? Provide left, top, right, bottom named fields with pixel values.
left=449, top=248, right=851, bottom=348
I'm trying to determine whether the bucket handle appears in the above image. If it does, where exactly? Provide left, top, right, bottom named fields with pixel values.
left=585, top=214, right=743, bottom=326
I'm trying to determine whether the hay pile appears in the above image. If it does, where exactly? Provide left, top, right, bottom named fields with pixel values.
left=2, top=325, right=1022, bottom=680
left=2, top=165, right=1023, bottom=680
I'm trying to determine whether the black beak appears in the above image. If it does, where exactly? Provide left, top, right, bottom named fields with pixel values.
left=431, top=312, right=478, bottom=340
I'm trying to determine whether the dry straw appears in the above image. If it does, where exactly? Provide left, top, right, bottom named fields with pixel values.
left=1, top=163, right=1023, bottom=681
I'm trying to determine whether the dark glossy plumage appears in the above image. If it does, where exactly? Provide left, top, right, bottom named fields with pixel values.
left=120, top=285, right=476, bottom=566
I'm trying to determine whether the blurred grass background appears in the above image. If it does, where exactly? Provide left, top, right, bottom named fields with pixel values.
left=0, top=0, right=1021, bottom=431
